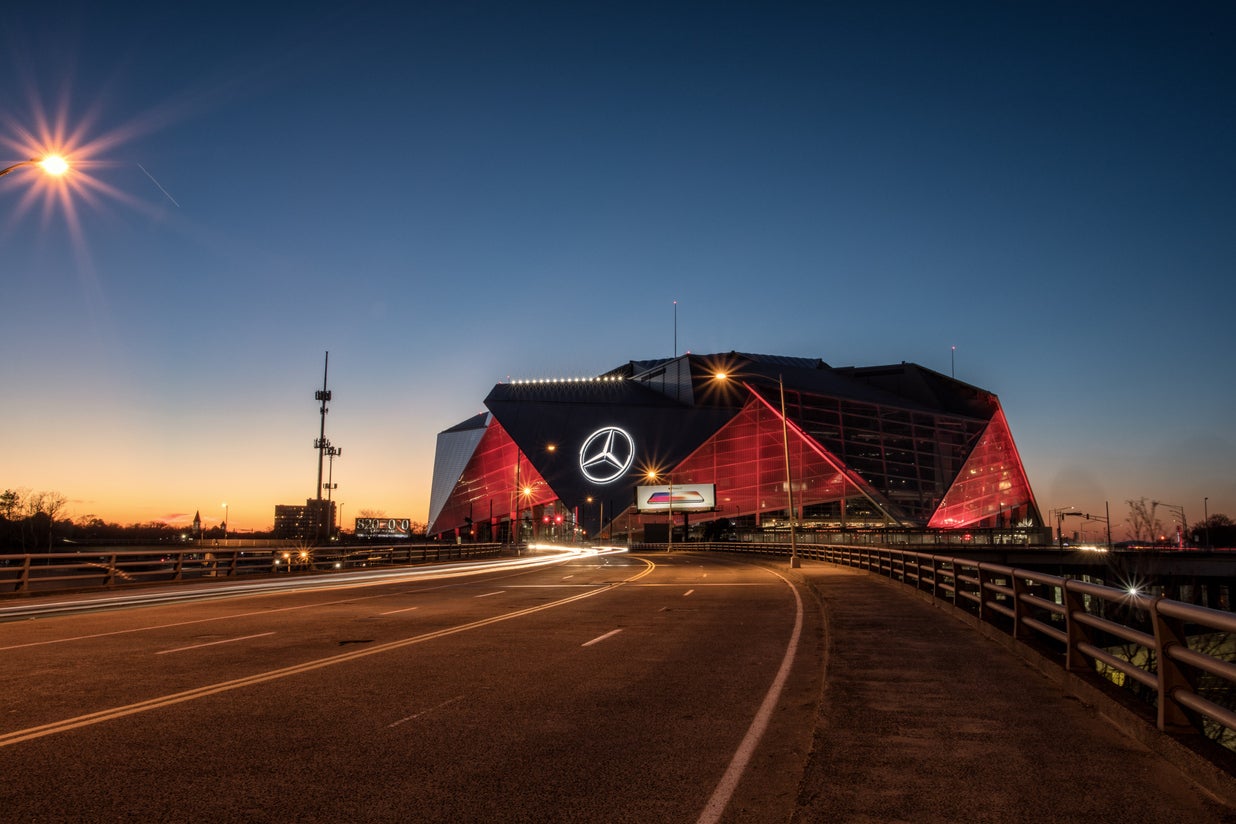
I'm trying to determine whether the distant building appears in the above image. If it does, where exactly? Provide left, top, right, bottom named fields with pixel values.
left=273, top=499, right=336, bottom=541
left=428, top=351, right=1042, bottom=541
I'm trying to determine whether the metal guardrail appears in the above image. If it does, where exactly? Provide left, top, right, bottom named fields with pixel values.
left=671, top=541, right=1236, bottom=749
left=0, top=544, right=507, bottom=595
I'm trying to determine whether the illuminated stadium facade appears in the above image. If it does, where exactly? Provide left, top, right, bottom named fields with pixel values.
left=427, top=352, right=1042, bottom=543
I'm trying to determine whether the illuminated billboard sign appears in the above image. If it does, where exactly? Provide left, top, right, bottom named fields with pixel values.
left=636, top=484, right=716, bottom=513
left=355, top=518, right=413, bottom=539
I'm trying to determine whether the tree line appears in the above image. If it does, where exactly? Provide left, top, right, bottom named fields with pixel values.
left=1124, top=498, right=1235, bottom=548
left=0, top=490, right=432, bottom=551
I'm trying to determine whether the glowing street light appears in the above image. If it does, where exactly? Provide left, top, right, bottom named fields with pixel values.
left=779, top=375, right=800, bottom=569
left=647, top=469, right=675, bottom=552
left=0, top=155, right=70, bottom=179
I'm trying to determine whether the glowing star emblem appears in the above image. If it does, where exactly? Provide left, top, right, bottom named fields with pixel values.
left=579, top=426, right=635, bottom=485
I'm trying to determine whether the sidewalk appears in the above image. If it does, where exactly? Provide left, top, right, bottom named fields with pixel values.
left=790, top=562, right=1236, bottom=824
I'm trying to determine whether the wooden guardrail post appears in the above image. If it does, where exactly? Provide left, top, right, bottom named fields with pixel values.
left=1151, top=595, right=1201, bottom=734
left=17, top=554, right=32, bottom=592
left=1063, top=580, right=1091, bottom=673
left=978, top=564, right=995, bottom=624
left=1012, top=574, right=1032, bottom=641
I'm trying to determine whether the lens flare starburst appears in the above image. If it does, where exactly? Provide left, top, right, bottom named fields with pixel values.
left=1, top=84, right=171, bottom=274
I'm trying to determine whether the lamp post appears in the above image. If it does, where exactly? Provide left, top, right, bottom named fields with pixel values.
left=0, top=155, right=69, bottom=179
left=586, top=496, right=604, bottom=545
left=779, top=376, right=800, bottom=569
left=647, top=470, right=674, bottom=552
left=1152, top=501, right=1187, bottom=548
left=1204, top=497, right=1210, bottom=549
left=222, top=502, right=228, bottom=539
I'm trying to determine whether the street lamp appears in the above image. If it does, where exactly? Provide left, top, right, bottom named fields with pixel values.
left=779, top=375, right=800, bottom=569
left=647, top=470, right=674, bottom=552
left=586, top=496, right=605, bottom=545
left=222, top=502, right=228, bottom=539
left=0, top=155, right=69, bottom=179
left=1204, top=497, right=1210, bottom=549
left=1152, top=501, right=1187, bottom=548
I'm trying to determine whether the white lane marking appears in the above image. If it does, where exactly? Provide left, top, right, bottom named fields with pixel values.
left=696, top=568, right=804, bottom=824
left=684, top=589, right=695, bottom=597
left=474, top=591, right=503, bottom=598
left=388, top=695, right=465, bottom=728
left=0, top=559, right=657, bottom=749
left=0, top=593, right=397, bottom=652
left=581, top=629, right=623, bottom=647
left=379, top=606, right=420, bottom=616
left=563, top=575, right=575, bottom=580
left=155, top=632, right=275, bottom=656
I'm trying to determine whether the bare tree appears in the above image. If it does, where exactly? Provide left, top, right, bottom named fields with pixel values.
left=1125, top=498, right=1163, bottom=543
left=25, top=491, right=69, bottom=551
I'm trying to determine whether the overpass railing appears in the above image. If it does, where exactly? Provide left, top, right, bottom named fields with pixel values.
left=674, top=541, right=1236, bottom=751
left=0, top=544, right=507, bottom=595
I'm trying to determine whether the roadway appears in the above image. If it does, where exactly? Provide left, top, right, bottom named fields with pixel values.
left=3, top=547, right=1234, bottom=823
left=0, top=548, right=821, bottom=823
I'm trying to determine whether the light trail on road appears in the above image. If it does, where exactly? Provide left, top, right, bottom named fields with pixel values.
left=0, top=545, right=625, bottom=622
left=0, top=554, right=654, bottom=749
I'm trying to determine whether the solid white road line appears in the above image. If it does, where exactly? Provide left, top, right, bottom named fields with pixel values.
left=696, top=568, right=804, bottom=824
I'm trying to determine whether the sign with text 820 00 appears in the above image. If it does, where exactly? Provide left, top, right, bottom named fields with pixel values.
left=355, top=518, right=413, bottom=539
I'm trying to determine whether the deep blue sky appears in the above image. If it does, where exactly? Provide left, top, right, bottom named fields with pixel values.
left=2, top=2, right=1233, bottom=535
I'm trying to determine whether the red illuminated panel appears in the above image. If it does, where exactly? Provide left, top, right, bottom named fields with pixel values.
left=670, top=391, right=883, bottom=522
left=928, top=408, right=1039, bottom=529
left=429, top=420, right=555, bottom=535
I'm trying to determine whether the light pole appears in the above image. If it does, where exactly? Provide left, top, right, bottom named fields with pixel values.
left=780, top=376, right=800, bottom=568
left=1152, top=501, right=1187, bottom=548
left=222, top=502, right=228, bottom=539
left=647, top=470, right=674, bottom=552
left=1204, top=497, right=1210, bottom=549
left=0, top=155, right=69, bottom=179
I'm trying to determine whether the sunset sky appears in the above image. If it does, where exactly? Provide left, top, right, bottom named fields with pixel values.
left=2, top=2, right=1233, bottom=536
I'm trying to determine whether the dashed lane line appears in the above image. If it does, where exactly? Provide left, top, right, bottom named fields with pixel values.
left=0, top=559, right=656, bottom=749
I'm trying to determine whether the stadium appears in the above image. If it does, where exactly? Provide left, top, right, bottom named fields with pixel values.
left=427, top=352, right=1042, bottom=544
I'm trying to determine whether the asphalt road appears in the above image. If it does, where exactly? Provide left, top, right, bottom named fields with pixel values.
left=0, top=549, right=822, bottom=823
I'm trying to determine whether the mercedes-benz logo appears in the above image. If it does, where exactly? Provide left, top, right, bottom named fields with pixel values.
left=579, top=426, right=635, bottom=485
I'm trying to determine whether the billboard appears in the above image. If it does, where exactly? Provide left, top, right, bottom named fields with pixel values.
left=354, top=517, right=413, bottom=539
left=636, top=484, right=716, bottom=513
